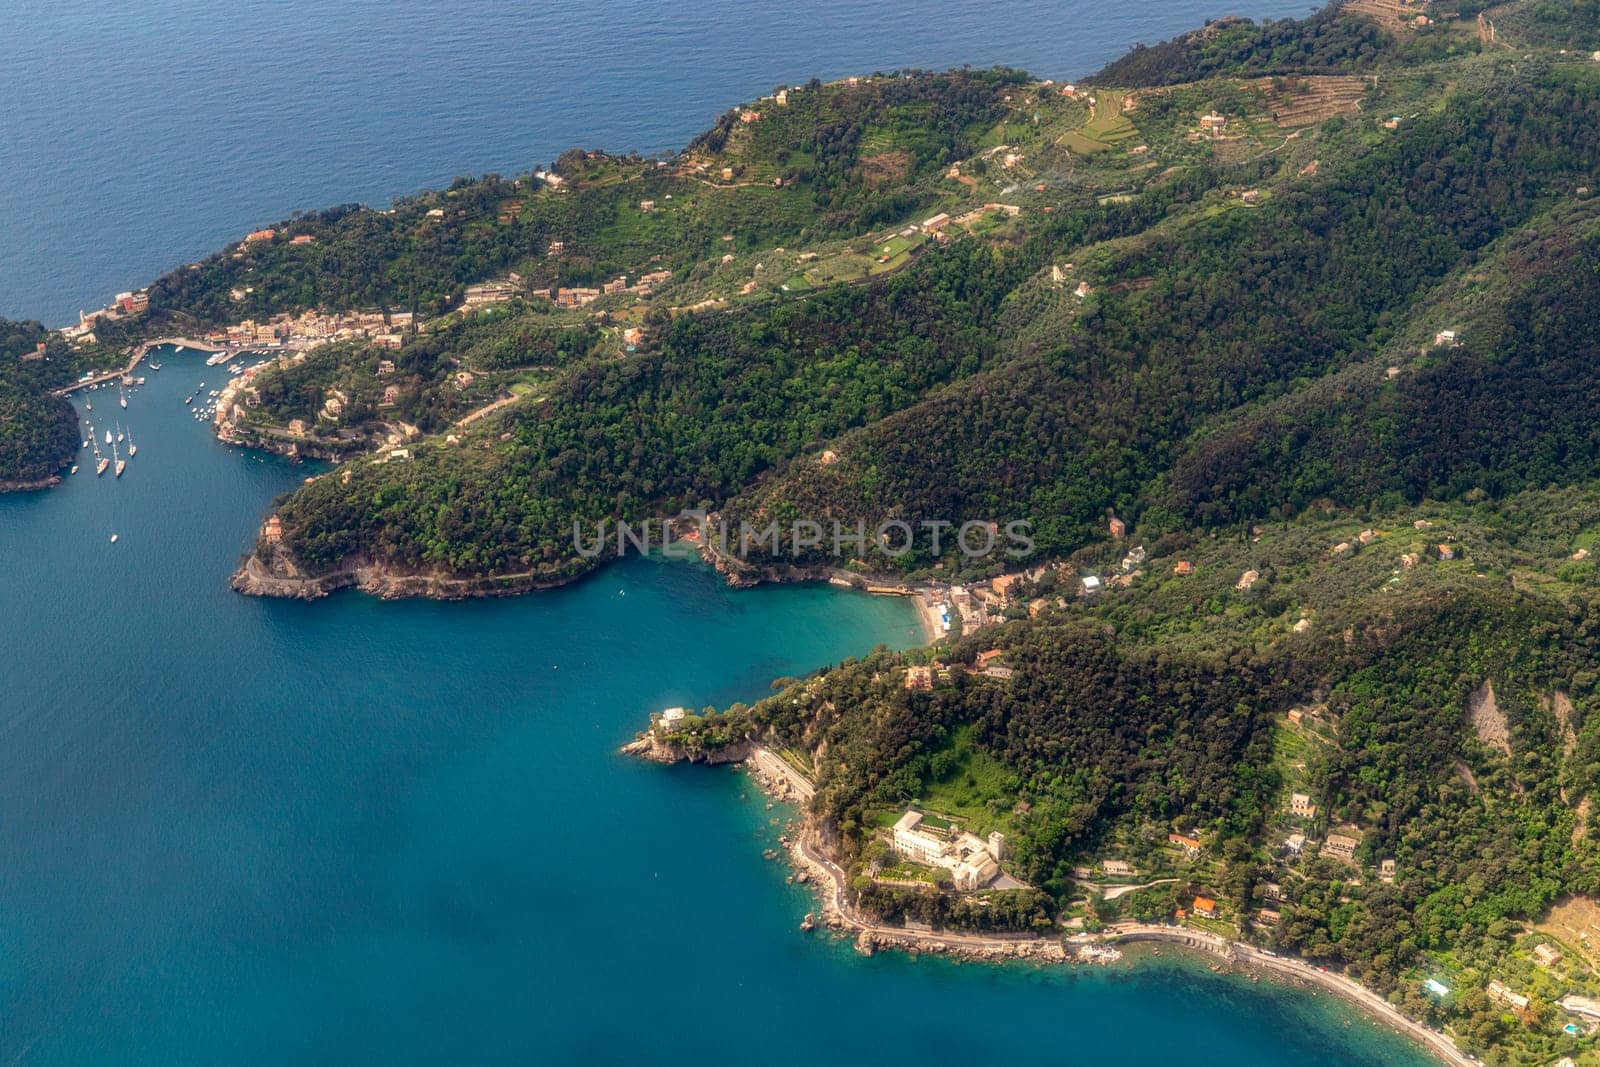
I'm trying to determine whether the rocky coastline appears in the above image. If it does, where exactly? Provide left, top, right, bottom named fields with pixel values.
left=230, top=547, right=592, bottom=601
left=0, top=473, right=64, bottom=493
left=625, top=730, right=1475, bottom=1066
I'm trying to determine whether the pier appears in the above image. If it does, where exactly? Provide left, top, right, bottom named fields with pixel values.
left=56, top=337, right=227, bottom=397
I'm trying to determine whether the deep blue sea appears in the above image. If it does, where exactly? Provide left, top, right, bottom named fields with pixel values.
left=1, top=0, right=1324, bottom=327
left=0, top=2, right=1437, bottom=1064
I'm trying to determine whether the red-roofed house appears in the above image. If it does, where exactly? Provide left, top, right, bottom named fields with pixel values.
left=1168, top=833, right=1201, bottom=856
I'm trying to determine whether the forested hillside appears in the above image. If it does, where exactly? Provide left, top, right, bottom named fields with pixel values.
left=666, top=490, right=1600, bottom=1064
left=11, top=0, right=1600, bottom=1061
left=223, top=4, right=1600, bottom=593
left=0, top=319, right=81, bottom=487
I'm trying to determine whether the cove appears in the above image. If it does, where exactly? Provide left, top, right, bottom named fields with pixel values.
left=0, top=349, right=1438, bottom=1064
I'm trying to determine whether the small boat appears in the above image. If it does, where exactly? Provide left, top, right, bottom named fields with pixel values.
left=70, top=465, right=78, bottom=475
left=105, top=429, right=112, bottom=445
left=110, top=533, right=119, bottom=543
left=184, top=396, right=193, bottom=405
left=85, top=402, right=92, bottom=410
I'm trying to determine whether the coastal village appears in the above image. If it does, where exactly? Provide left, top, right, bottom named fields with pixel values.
left=28, top=18, right=1600, bottom=1064
left=48, top=49, right=1398, bottom=469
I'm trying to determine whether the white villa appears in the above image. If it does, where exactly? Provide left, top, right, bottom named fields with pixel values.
left=891, top=810, right=1006, bottom=890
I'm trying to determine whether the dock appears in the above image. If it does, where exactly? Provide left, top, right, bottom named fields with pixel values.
left=56, top=337, right=227, bottom=397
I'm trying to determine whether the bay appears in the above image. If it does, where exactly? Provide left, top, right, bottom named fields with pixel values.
left=1, top=1, right=1436, bottom=1062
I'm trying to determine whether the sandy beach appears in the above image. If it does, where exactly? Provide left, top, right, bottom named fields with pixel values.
left=909, top=590, right=945, bottom=643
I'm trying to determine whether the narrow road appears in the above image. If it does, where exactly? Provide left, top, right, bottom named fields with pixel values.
left=1100, top=923, right=1475, bottom=1067
left=1100, top=878, right=1177, bottom=901
left=742, top=747, right=1472, bottom=1066
left=452, top=392, right=525, bottom=428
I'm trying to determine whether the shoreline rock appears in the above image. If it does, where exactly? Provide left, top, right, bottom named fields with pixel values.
left=230, top=548, right=593, bottom=601
left=0, top=473, right=64, bottom=493
left=622, top=736, right=1475, bottom=1064
left=619, top=734, right=754, bottom=765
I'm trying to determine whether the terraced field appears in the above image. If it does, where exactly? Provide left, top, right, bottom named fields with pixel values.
left=1061, top=89, right=1143, bottom=154
left=1258, top=75, right=1370, bottom=127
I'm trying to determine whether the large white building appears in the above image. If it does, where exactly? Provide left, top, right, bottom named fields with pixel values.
left=891, top=810, right=1006, bottom=891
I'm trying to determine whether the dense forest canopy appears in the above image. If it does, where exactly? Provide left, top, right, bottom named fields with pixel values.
left=11, top=6, right=1600, bottom=1058
left=0, top=318, right=82, bottom=486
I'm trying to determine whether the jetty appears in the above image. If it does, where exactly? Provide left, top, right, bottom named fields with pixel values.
left=56, top=337, right=227, bottom=397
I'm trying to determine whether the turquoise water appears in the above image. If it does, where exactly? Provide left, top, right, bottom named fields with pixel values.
left=0, top=0, right=1442, bottom=1061
left=0, top=355, right=1438, bottom=1064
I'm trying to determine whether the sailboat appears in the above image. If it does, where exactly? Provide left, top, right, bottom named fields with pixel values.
left=115, top=424, right=124, bottom=444
left=94, top=435, right=108, bottom=476
left=119, top=385, right=128, bottom=409
left=112, top=438, right=125, bottom=478
left=127, top=429, right=137, bottom=457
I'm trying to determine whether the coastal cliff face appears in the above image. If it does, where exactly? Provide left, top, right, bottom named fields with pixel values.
left=232, top=516, right=887, bottom=604
left=215, top=423, right=359, bottom=463
left=619, top=734, right=754, bottom=765
left=231, top=546, right=593, bottom=601
left=0, top=473, right=64, bottom=493
left=698, top=536, right=873, bottom=591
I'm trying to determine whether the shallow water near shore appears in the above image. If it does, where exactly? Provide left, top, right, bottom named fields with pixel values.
left=0, top=352, right=1440, bottom=1064
left=0, top=0, right=1445, bottom=1060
